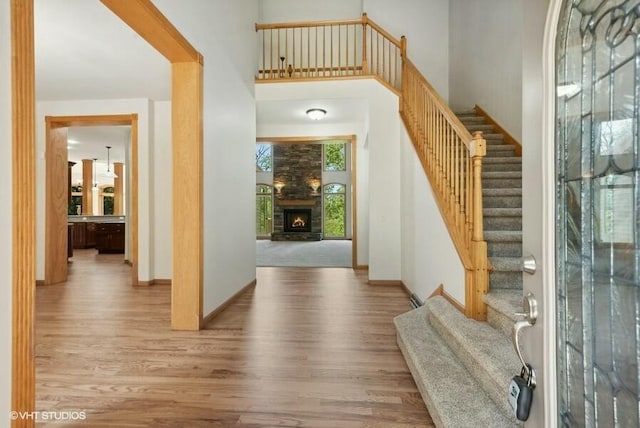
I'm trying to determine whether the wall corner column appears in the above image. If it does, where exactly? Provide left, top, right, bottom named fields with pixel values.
left=113, top=162, right=124, bottom=215
left=81, top=159, right=93, bottom=215
left=171, top=60, right=203, bottom=331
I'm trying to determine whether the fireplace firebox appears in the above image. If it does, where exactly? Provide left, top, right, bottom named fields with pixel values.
left=283, top=208, right=312, bottom=232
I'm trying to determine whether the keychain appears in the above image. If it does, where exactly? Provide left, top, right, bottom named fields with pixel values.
left=509, top=363, right=535, bottom=421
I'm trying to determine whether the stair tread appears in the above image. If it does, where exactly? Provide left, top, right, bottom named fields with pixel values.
left=483, top=188, right=522, bottom=196
left=454, top=110, right=477, bottom=116
left=484, top=289, right=523, bottom=324
left=426, top=298, right=522, bottom=421
left=483, top=171, right=522, bottom=178
left=484, top=208, right=522, bottom=216
left=484, top=230, right=523, bottom=242
left=489, top=257, right=522, bottom=271
left=395, top=305, right=517, bottom=427
left=483, top=133, right=506, bottom=139
left=483, top=157, right=522, bottom=164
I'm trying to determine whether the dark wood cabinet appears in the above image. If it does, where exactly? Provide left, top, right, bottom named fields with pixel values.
left=72, top=222, right=98, bottom=249
left=95, top=223, right=125, bottom=254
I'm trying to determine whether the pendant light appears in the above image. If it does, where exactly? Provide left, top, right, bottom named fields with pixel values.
left=92, top=158, right=99, bottom=192
left=102, top=146, right=118, bottom=178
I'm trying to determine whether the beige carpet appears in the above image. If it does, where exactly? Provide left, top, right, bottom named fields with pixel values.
left=256, top=240, right=352, bottom=267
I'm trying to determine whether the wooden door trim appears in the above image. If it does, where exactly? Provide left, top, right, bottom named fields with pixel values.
left=11, top=0, right=36, bottom=424
left=45, top=114, right=140, bottom=287
left=99, top=0, right=204, bottom=330
left=13, top=0, right=205, bottom=421
left=100, top=0, right=202, bottom=64
left=256, top=135, right=358, bottom=268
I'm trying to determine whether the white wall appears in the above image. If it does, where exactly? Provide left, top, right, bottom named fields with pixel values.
left=154, top=0, right=259, bottom=314
left=257, top=80, right=401, bottom=279
left=35, top=98, right=159, bottom=282
left=152, top=101, right=172, bottom=280
left=400, top=127, right=465, bottom=303
left=0, top=0, right=12, bottom=422
left=259, top=0, right=363, bottom=22
left=449, top=0, right=523, bottom=140
left=364, top=0, right=450, bottom=100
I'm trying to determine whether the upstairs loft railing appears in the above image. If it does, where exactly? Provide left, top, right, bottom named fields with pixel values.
left=255, top=15, right=489, bottom=320
left=255, top=13, right=405, bottom=93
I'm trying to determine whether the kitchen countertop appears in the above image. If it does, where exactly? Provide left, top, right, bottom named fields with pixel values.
left=68, top=215, right=126, bottom=224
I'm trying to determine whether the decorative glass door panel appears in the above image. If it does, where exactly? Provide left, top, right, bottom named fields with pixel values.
left=556, top=1, right=640, bottom=426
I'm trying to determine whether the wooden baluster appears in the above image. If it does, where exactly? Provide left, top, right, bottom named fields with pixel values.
left=353, top=24, right=357, bottom=75
left=330, top=25, right=334, bottom=76
left=362, top=14, right=368, bottom=74
left=270, top=29, right=273, bottom=79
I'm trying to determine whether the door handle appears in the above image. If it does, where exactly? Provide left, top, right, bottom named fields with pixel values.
left=512, top=293, right=538, bottom=387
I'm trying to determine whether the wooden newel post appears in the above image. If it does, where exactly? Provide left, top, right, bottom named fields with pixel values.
left=400, top=35, right=407, bottom=59
left=361, top=13, right=368, bottom=74
left=471, top=131, right=486, bottom=241
left=470, top=131, right=488, bottom=320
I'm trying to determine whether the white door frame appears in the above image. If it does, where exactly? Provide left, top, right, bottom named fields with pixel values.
left=540, top=0, right=563, bottom=426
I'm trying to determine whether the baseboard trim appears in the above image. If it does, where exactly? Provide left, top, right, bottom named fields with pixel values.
left=399, top=281, right=412, bottom=297
left=36, top=280, right=45, bottom=286
left=201, top=279, right=257, bottom=327
left=124, top=259, right=132, bottom=266
left=135, top=278, right=172, bottom=287
left=430, top=284, right=465, bottom=314
left=368, top=279, right=402, bottom=286
left=355, top=265, right=369, bottom=270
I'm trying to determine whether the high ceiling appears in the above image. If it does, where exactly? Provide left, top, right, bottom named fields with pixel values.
left=35, top=0, right=170, bottom=101
left=35, top=0, right=367, bottom=183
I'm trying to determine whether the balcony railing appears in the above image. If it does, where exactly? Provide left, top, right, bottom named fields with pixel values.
left=255, top=14, right=405, bottom=93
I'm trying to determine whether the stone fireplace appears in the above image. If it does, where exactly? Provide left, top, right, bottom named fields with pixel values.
left=271, top=143, right=322, bottom=241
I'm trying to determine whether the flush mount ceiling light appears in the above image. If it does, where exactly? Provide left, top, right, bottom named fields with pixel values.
left=306, top=108, right=327, bottom=121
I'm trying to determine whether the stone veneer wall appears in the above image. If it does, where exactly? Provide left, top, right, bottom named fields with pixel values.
left=272, top=144, right=322, bottom=235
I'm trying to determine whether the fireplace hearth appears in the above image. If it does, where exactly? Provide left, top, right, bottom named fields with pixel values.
left=283, top=208, right=312, bottom=232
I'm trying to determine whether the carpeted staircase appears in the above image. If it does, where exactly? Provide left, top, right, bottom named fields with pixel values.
left=395, top=108, right=525, bottom=427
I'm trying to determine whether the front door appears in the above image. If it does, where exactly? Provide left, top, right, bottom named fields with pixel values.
left=553, top=1, right=640, bottom=426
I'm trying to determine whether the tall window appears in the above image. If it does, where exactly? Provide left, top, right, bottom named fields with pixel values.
left=102, top=186, right=114, bottom=215
left=256, top=184, right=273, bottom=237
left=323, top=183, right=346, bottom=238
left=256, top=144, right=272, bottom=172
left=324, top=142, right=346, bottom=171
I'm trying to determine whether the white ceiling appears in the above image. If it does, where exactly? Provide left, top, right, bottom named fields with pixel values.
left=35, top=0, right=170, bottom=101
left=257, top=98, right=368, bottom=126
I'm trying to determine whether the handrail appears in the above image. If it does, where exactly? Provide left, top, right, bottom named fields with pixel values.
left=255, top=18, right=363, bottom=30
left=400, top=58, right=489, bottom=321
left=255, top=13, right=402, bottom=92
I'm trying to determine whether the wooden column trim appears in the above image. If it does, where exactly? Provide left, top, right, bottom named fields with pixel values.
left=130, top=118, right=139, bottom=287
left=100, top=0, right=202, bottom=63
left=172, top=61, right=203, bottom=331
left=113, top=162, right=124, bottom=215
left=67, top=161, right=76, bottom=207
left=44, top=122, right=68, bottom=285
left=11, top=0, right=36, bottom=425
left=81, top=159, right=93, bottom=215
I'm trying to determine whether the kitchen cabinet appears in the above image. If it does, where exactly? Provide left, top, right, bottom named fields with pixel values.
left=95, top=223, right=125, bottom=254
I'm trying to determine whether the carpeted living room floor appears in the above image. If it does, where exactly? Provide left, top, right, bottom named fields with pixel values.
left=256, top=239, right=352, bottom=267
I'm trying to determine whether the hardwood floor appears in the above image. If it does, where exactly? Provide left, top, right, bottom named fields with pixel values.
left=36, top=250, right=432, bottom=427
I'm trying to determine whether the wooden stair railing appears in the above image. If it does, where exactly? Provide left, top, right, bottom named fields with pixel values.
left=400, top=58, right=489, bottom=320
left=255, top=13, right=405, bottom=94
left=255, top=15, right=489, bottom=320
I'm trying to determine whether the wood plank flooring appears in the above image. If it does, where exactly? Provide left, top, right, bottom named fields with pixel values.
left=36, top=250, right=432, bottom=427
